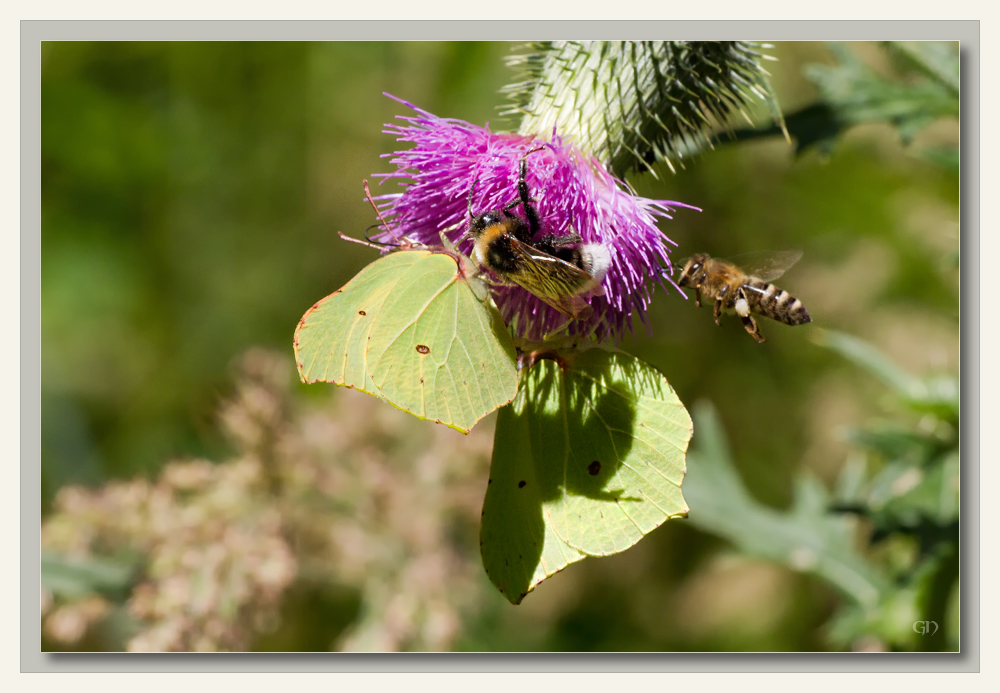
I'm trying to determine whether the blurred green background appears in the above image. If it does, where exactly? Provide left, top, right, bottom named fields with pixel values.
left=40, top=41, right=959, bottom=652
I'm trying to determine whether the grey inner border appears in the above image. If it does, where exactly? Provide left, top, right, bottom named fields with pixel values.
left=23, top=20, right=980, bottom=673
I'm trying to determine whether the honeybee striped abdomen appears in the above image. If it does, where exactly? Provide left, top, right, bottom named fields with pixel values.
left=744, top=279, right=811, bottom=326
left=676, top=250, right=812, bottom=342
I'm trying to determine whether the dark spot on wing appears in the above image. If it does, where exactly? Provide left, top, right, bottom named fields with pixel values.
left=416, top=344, right=431, bottom=354
left=358, top=310, right=366, bottom=316
left=588, top=460, right=601, bottom=476
left=518, top=480, right=526, bottom=488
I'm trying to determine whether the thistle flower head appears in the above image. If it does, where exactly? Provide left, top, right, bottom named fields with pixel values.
left=371, top=95, right=698, bottom=342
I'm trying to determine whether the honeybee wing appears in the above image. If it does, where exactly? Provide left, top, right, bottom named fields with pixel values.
left=725, top=250, right=803, bottom=282
left=504, top=236, right=599, bottom=319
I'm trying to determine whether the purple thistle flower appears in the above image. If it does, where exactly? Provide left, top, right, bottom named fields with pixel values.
left=371, top=94, right=699, bottom=343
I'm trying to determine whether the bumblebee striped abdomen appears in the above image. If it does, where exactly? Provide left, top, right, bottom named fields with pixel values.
left=744, top=279, right=811, bottom=326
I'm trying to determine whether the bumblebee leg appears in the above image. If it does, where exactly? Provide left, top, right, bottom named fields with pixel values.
left=740, top=314, right=766, bottom=343
left=533, top=232, right=584, bottom=256
left=550, top=233, right=575, bottom=246
left=467, top=174, right=478, bottom=218
left=517, top=154, right=542, bottom=237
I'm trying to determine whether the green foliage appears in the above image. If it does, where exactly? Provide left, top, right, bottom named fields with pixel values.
left=804, top=42, right=958, bottom=143
left=821, top=328, right=958, bottom=535
left=41, top=551, right=136, bottom=601
left=884, top=41, right=960, bottom=96
left=813, top=329, right=959, bottom=418
left=41, top=41, right=959, bottom=652
left=40, top=42, right=515, bottom=502
left=686, top=328, right=959, bottom=651
left=296, top=243, right=695, bottom=603
left=41, top=351, right=494, bottom=651
left=735, top=42, right=959, bottom=162
left=684, top=403, right=889, bottom=608
left=294, top=248, right=518, bottom=434
left=503, top=41, right=783, bottom=176
left=480, top=348, right=691, bottom=604
left=294, top=252, right=694, bottom=602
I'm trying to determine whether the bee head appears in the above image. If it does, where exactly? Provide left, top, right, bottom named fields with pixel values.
left=676, top=254, right=708, bottom=286
left=469, top=210, right=503, bottom=239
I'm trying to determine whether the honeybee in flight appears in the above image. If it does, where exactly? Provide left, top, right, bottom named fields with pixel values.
left=676, top=250, right=812, bottom=343
left=466, top=148, right=611, bottom=320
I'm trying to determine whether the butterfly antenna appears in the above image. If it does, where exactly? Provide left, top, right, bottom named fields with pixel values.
left=363, top=223, right=401, bottom=247
left=338, top=230, right=395, bottom=251
left=363, top=179, right=404, bottom=244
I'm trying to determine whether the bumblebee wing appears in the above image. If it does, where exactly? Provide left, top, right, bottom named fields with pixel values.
left=546, top=294, right=594, bottom=320
left=727, top=250, right=803, bottom=282
left=506, top=238, right=598, bottom=319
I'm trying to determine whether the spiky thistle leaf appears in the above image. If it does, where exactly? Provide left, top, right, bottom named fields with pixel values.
left=501, top=41, right=785, bottom=177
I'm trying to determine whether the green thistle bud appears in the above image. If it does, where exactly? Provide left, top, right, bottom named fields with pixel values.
left=502, top=41, right=785, bottom=177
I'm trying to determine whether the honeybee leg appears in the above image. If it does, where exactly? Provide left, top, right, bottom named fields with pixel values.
left=733, top=286, right=765, bottom=342
left=693, top=286, right=702, bottom=308
left=740, top=314, right=766, bottom=343
left=713, top=285, right=730, bottom=325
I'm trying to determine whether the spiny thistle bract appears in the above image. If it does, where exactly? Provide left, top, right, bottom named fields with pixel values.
left=501, top=41, right=783, bottom=176
left=371, top=95, right=698, bottom=343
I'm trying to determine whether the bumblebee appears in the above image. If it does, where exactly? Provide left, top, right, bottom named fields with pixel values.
left=466, top=150, right=611, bottom=320
left=676, top=250, right=812, bottom=342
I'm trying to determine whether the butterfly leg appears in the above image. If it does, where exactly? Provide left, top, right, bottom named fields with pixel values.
left=474, top=270, right=517, bottom=288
